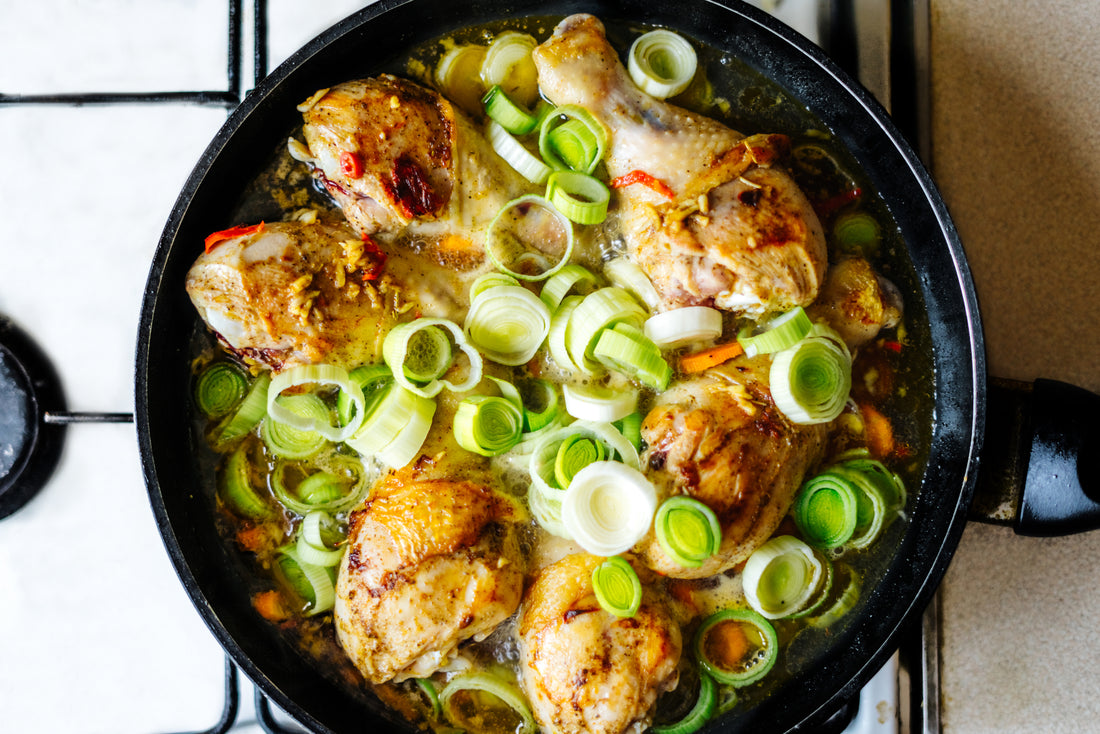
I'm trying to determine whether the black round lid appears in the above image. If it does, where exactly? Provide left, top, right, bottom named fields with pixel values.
left=0, top=316, right=66, bottom=519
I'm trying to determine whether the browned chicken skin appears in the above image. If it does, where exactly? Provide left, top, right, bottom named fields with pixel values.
left=334, top=458, right=527, bottom=683
left=297, top=75, right=535, bottom=267
left=533, top=15, right=827, bottom=317
left=636, top=358, right=829, bottom=578
left=808, top=256, right=904, bottom=349
left=519, top=553, right=682, bottom=734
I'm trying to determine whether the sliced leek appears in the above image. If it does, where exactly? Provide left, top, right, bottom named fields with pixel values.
left=383, top=318, right=483, bottom=397
left=561, top=461, right=657, bottom=556
left=547, top=295, right=584, bottom=373
left=469, top=271, right=520, bottom=301
left=566, top=287, right=648, bottom=374
left=269, top=454, right=369, bottom=516
left=267, top=364, right=365, bottom=442
left=628, top=29, right=698, bottom=99
left=486, top=121, right=551, bottom=184
left=482, top=84, right=538, bottom=135
left=540, top=263, right=599, bottom=312
left=538, top=105, right=608, bottom=174
left=344, top=381, right=437, bottom=469
left=651, top=669, right=718, bottom=734
left=220, top=445, right=274, bottom=521
left=604, top=257, right=660, bottom=311
left=770, top=323, right=852, bottom=425
left=562, top=382, right=638, bottom=422
left=440, top=672, right=536, bottom=734
left=591, top=556, right=643, bottom=618
left=741, top=535, right=826, bottom=619
left=454, top=395, right=525, bottom=456
left=593, top=323, right=672, bottom=390
left=337, top=364, right=391, bottom=426
left=435, top=43, right=487, bottom=114
left=654, top=496, right=722, bottom=568
left=518, top=378, right=560, bottom=432
left=545, top=170, right=610, bottom=225
left=694, top=608, right=778, bottom=687
left=737, top=306, right=813, bottom=357
left=480, top=31, right=540, bottom=108
left=644, top=307, right=723, bottom=349
left=486, top=195, right=574, bottom=281
left=464, top=284, right=551, bottom=366
left=277, top=545, right=336, bottom=616
left=295, top=510, right=346, bottom=567
left=262, top=395, right=329, bottom=460
left=217, top=372, right=270, bottom=442
left=195, top=361, right=248, bottom=419
left=554, top=432, right=607, bottom=489
left=792, top=470, right=860, bottom=549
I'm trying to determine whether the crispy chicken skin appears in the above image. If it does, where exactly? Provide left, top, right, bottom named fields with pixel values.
left=185, top=220, right=398, bottom=370
left=519, top=554, right=682, bottom=734
left=533, top=15, right=826, bottom=317
left=334, top=458, right=527, bottom=683
left=636, top=358, right=828, bottom=578
left=298, top=75, right=534, bottom=266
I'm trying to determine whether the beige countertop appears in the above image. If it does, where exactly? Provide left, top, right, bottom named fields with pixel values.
left=930, top=0, right=1100, bottom=731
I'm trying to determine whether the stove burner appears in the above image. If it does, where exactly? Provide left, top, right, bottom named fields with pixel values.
left=0, top=315, right=67, bottom=519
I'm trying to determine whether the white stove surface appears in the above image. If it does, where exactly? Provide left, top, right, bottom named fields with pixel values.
left=0, top=2, right=894, bottom=732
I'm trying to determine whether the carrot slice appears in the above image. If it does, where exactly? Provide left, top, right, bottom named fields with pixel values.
left=680, top=341, right=744, bottom=373
left=859, top=402, right=896, bottom=458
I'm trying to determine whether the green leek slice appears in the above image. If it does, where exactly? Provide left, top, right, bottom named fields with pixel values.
left=591, top=556, right=643, bottom=618
left=566, top=287, right=648, bottom=374
left=383, top=318, right=483, bottom=397
left=538, top=105, right=608, bottom=174
left=454, top=395, right=525, bottom=456
left=518, top=378, right=560, bottom=432
left=464, top=284, right=552, bottom=366
left=737, top=306, right=813, bottom=357
left=482, top=84, right=538, bottom=135
left=694, top=608, right=778, bottom=687
left=270, top=454, right=369, bottom=516
left=561, top=461, right=657, bottom=556
left=554, top=432, right=607, bottom=488
left=480, top=31, right=539, bottom=108
left=400, top=325, right=453, bottom=383
left=220, top=444, right=274, bottom=521
left=793, top=470, right=860, bottom=548
left=440, top=672, right=536, bottom=734
left=267, top=364, right=365, bottom=442
left=808, top=565, right=862, bottom=628
left=469, top=271, right=520, bottom=301
left=741, top=535, right=826, bottom=619
left=337, top=364, right=392, bottom=426
left=593, top=322, right=672, bottom=390
left=832, top=211, right=882, bottom=254
left=614, top=411, right=643, bottom=452
left=295, top=510, right=346, bottom=567
left=644, top=307, right=723, bottom=349
left=651, top=669, right=718, bottom=734
left=195, top=361, right=248, bottom=419
left=486, top=195, right=574, bottom=281
left=261, top=395, right=330, bottom=460
left=540, top=263, right=599, bottom=312
left=277, top=545, right=335, bottom=616
left=217, top=372, right=270, bottom=443
left=545, top=170, right=610, bottom=225
left=654, top=496, right=722, bottom=568
left=769, top=323, right=852, bottom=425
left=627, top=29, right=698, bottom=99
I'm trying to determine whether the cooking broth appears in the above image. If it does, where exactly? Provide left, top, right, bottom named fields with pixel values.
left=190, top=13, right=933, bottom=733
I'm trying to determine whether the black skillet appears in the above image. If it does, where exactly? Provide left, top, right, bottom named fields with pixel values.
left=134, top=1, right=1100, bottom=732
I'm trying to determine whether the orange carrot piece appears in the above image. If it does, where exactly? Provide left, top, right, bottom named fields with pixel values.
left=680, top=341, right=744, bottom=373
left=860, top=402, right=896, bottom=458
left=251, top=590, right=290, bottom=622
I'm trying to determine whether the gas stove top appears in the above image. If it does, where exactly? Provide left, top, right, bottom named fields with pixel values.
left=0, top=2, right=932, bottom=732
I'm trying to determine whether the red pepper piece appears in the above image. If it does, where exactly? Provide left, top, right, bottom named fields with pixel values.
left=882, top=340, right=903, bottom=353
left=204, top=222, right=264, bottom=253
left=340, top=150, right=364, bottom=179
left=360, top=234, right=387, bottom=280
left=609, top=169, right=676, bottom=200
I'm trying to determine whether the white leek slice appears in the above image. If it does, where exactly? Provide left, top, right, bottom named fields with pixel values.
left=295, top=510, right=346, bottom=567
left=770, top=323, right=852, bottom=424
left=267, top=364, right=365, bottom=442
left=562, top=461, right=658, bottom=556
left=738, top=306, right=813, bottom=357
left=566, top=287, right=648, bottom=374
left=345, top=381, right=437, bottom=468
left=742, top=535, right=825, bottom=619
left=604, top=257, right=660, bottom=311
left=372, top=395, right=437, bottom=469
left=528, top=477, right=571, bottom=539
left=383, top=318, right=483, bottom=398
left=540, top=264, right=599, bottom=312
left=644, top=307, right=723, bottom=349
left=440, top=672, right=537, bottom=734
left=547, top=295, right=583, bottom=373
left=464, top=285, right=551, bottom=366
left=528, top=420, right=640, bottom=514
left=436, top=44, right=487, bottom=114
left=562, top=383, right=638, bottom=422
left=480, top=31, right=539, bottom=108
left=487, top=121, right=551, bottom=184
left=627, top=29, right=698, bottom=99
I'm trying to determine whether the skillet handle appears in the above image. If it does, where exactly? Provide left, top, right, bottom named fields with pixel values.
left=971, top=377, right=1100, bottom=535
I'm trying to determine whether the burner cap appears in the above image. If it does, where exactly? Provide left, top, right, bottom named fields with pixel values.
left=0, top=316, right=66, bottom=520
